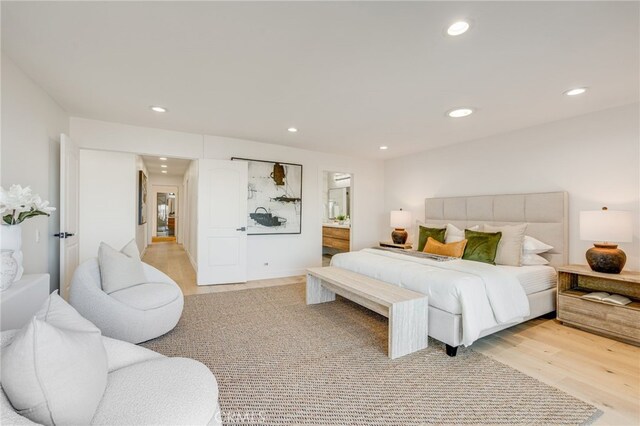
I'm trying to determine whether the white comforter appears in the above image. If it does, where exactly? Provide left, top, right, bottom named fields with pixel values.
left=331, top=249, right=530, bottom=346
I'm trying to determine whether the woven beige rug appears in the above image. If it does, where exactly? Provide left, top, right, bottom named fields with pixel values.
left=142, top=283, right=601, bottom=425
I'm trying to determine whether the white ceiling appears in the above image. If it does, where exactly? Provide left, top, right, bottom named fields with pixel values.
left=2, top=2, right=638, bottom=159
left=142, top=155, right=191, bottom=178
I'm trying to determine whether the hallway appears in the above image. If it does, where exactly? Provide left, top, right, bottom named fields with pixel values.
left=142, top=242, right=304, bottom=296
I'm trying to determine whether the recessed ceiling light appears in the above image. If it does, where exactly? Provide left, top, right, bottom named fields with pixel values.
left=150, top=106, right=168, bottom=113
left=379, top=146, right=388, bottom=150
left=161, top=165, right=167, bottom=168
left=287, top=127, right=298, bottom=133
left=159, top=157, right=167, bottom=161
left=447, top=21, right=470, bottom=36
left=564, top=87, right=587, bottom=96
left=447, top=108, right=474, bottom=118
left=161, top=170, right=168, bottom=174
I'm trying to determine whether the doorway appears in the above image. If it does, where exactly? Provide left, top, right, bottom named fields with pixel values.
left=154, top=191, right=177, bottom=242
left=151, top=184, right=180, bottom=243
left=321, top=171, right=352, bottom=267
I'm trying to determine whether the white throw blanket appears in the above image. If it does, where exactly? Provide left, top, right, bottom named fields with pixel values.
left=331, top=248, right=530, bottom=346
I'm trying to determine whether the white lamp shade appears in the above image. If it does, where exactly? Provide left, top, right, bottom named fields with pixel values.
left=390, top=210, right=412, bottom=229
left=580, top=210, right=633, bottom=243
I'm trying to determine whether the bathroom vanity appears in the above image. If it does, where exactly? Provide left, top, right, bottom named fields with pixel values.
left=322, top=224, right=351, bottom=252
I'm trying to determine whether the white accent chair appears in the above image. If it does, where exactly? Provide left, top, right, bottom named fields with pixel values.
left=0, top=330, right=221, bottom=426
left=69, top=258, right=184, bottom=344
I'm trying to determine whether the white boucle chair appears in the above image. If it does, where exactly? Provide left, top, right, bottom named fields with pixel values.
left=69, top=258, right=184, bottom=344
left=0, top=330, right=221, bottom=426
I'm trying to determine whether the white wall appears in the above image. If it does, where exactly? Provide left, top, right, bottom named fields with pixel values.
left=78, top=150, right=137, bottom=263
left=70, top=118, right=386, bottom=280
left=384, top=103, right=640, bottom=270
left=202, top=135, right=385, bottom=280
left=70, top=117, right=203, bottom=159
left=1, top=53, right=69, bottom=292
left=135, top=156, right=149, bottom=255
left=183, top=161, right=199, bottom=269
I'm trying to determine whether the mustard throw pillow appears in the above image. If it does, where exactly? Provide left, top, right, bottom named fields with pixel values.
left=423, top=237, right=467, bottom=258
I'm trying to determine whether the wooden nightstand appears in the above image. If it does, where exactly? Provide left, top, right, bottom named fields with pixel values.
left=557, top=265, right=640, bottom=346
left=379, top=241, right=413, bottom=250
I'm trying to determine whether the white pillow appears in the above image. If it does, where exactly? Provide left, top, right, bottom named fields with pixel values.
left=1, top=292, right=108, bottom=426
left=521, top=253, right=550, bottom=266
left=120, top=238, right=141, bottom=260
left=445, top=223, right=480, bottom=243
left=484, top=223, right=527, bottom=267
left=99, top=239, right=147, bottom=294
left=523, top=236, right=553, bottom=254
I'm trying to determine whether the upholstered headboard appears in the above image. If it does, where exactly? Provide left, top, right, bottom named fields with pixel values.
left=425, top=192, right=568, bottom=267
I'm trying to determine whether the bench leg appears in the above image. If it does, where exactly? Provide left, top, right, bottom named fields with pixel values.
left=389, top=297, right=429, bottom=359
left=445, top=344, right=458, bottom=357
left=306, top=274, right=336, bottom=305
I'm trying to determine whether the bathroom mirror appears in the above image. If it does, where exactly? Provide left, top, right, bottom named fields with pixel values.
left=328, top=187, right=350, bottom=219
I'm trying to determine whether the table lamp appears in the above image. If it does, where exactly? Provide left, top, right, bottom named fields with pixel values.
left=390, top=209, right=412, bottom=244
left=580, top=207, right=632, bottom=274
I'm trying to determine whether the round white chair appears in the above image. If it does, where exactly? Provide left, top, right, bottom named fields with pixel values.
left=69, top=258, right=184, bottom=344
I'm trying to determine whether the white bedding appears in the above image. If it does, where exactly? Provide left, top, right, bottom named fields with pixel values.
left=497, top=265, right=557, bottom=295
left=331, top=248, right=531, bottom=346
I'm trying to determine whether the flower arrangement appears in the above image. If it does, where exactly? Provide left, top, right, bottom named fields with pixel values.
left=0, top=185, right=56, bottom=225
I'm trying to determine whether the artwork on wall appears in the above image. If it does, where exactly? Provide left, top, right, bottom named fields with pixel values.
left=138, top=170, right=147, bottom=225
left=232, top=157, right=302, bottom=235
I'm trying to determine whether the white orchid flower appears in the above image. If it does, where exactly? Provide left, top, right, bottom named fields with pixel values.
left=1, top=185, right=56, bottom=225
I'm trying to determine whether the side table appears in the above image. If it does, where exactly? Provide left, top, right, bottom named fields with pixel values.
left=379, top=241, right=413, bottom=250
left=1, top=274, right=50, bottom=331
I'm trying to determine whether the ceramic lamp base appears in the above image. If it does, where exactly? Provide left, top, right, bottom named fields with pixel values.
left=391, top=228, right=408, bottom=244
left=586, top=243, right=626, bottom=274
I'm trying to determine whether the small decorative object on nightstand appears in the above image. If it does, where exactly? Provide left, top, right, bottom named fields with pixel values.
left=379, top=241, right=413, bottom=250
left=580, top=207, right=632, bottom=274
left=557, top=265, right=640, bottom=346
left=390, top=209, right=411, bottom=244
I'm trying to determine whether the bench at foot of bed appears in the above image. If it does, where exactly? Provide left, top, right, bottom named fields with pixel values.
left=306, top=266, right=429, bottom=359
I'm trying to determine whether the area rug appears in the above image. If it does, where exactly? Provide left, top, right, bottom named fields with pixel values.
left=142, top=283, right=601, bottom=425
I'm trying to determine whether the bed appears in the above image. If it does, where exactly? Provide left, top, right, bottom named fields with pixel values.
left=331, top=191, right=568, bottom=355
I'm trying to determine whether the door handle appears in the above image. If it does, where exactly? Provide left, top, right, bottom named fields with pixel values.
left=236, top=227, right=246, bottom=232
left=54, top=232, right=75, bottom=239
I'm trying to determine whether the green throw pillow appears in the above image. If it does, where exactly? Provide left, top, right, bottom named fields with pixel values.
left=462, top=229, right=502, bottom=265
left=418, top=226, right=446, bottom=252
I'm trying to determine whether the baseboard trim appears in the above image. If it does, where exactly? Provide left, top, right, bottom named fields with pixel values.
left=187, top=250, right=198, bottom=272
left=248, top=268, right=306, bottom=281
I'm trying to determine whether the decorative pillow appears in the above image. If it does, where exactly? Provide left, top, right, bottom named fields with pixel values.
left=521, top=253, right=550, bottom=266
left=424, top=237, right=467, bottom=258
left=1, top=293, right=108, bottom=426
left=523, top=236, right=554, bottom=254
left=98, top=240, right=147, bottom=294
left=445, top=223, right=480, bottom=243
left=417, top=225, right=446, bottom=252
left=120, top=238, right=141, bottom=260
left=484, top=223, right=527, bottom=266
left=462, top=229, right=502, bottom=265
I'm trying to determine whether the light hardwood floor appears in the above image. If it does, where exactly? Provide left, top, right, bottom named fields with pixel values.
left=143, top=242, right=640, bottom=425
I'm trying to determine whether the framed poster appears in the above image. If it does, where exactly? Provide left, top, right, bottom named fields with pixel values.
left=138, top=170, right=147, bottom=225
left=232, top=157, right=302, bottom=235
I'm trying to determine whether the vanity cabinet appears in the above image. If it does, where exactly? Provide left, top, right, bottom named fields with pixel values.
left=322, top=226, right=350, bottom=252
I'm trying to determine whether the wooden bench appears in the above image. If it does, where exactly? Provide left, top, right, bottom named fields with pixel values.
left=306, top=266, right=428, bottom=359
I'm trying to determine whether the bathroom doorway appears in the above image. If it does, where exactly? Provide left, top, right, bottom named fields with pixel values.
left=321, top=171, right=352, bottom=266
left=155, top=191, right=177, bottom=242
left=151, top=184, right=180, bottom=243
